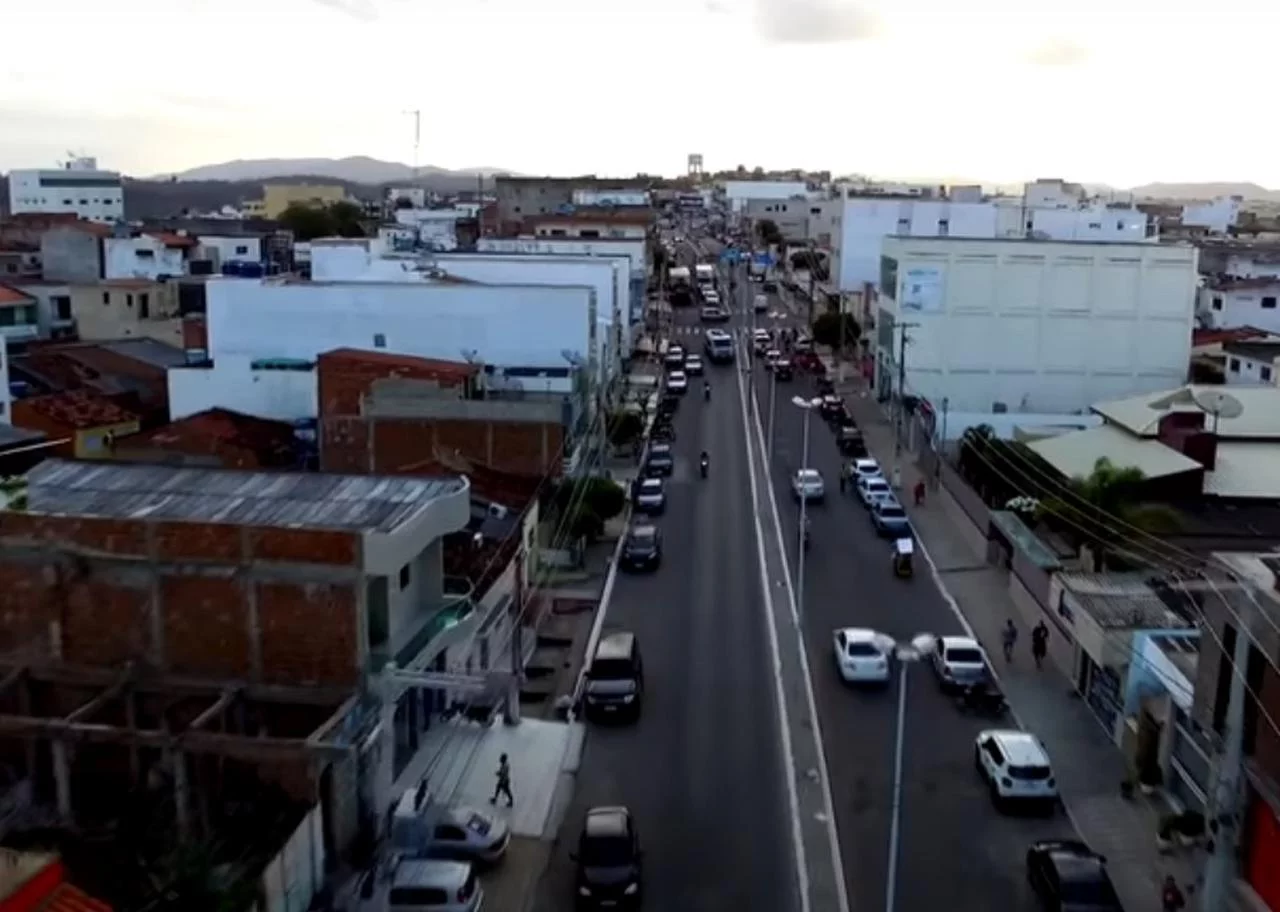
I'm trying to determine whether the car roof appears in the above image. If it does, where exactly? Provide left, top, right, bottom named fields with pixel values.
left=837, top=627, right=883, bottom=643
left=983, top=730, right=1049, bottom=765
left=650, top=441, right=671, bottom=451
left=640, top=477, right=662, bottom=486
left=629, top=524, right=658, bottom=537
left=855, top=458, right=879, bottom=467
left=877, top=499, right=905, bottom=511
left=584, top=806, right=631, bottom=837
left=392, top=859, right=472, bottom=888
left=796, top=468, right=821, bottom=477
left=596, top=632, right=636, bottom=659
left=942, top=635, right=981, bottom=650
left=1033, top=840, right=1103, bottom=864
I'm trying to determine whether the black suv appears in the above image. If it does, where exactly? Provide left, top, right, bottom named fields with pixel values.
left=572, top=807, right=643, bottom=910
left=620, top=524, right=662, bottom=572
left=582, top=633, right=643, bottom=721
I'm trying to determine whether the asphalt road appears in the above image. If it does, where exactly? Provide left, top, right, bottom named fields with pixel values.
left=532, top=299, right=798, bottom=912
left=746, top=275, right=1078, bottom=912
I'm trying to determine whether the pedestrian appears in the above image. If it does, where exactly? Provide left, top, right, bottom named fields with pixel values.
left=1161, top=875, right=1186, bottom=912
left=1001, top=620, right=1018, bottom=663
left=1031, top=621, right=1049, bottom=671
left=491, top=753, right=514, bottom=807
left=913, top=478, right=926, bottom=507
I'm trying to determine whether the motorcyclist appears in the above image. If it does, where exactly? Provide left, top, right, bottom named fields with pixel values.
left=802, top=515, right=812, bottom=547
left=704, top=382, right=711, bottom=401
left=699, top=450, right=709, bottom=478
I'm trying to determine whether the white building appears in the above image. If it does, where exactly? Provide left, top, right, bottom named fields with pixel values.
left=875, top=236, right=1199, bottom=414
left=393, top=209, right=465, bottom=250
left=103, top=233, right=193, bottom=280
left=195, top=235, right=264, bottom=267
left=1023, top=178, right=1086, bottom=210
left=477, top=237, right=648, bottom=322
left=572, top=189, right=649, bottom=207
left=1182, top=196, right=1241, bottom=235
left=721, top=180, right=812, bottom=213
left=1197, top=278, right=1280, bottom=332
left=6, top=158, right=123, bottom=224
left=832, top=197, right=1153, bottom=292
left=168, top=278, right=595, bottom=422
left=1222, top=340, right=1280, bottom=387
left=386, top=187, right=429, bottom=209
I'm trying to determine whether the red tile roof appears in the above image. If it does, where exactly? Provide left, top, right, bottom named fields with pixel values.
left=145, top=231, right=197, bottom=248
left=40, top=883, right=113, bottom=912
left=320, top=348, right=480, bottom=382
left=127, top=408, right=297, bottom=468
left=17, top=390, right=139, bottom=430
left=0, top=284, right=35, bottom=305
left=1206, top=276, right=1280, bottom=291
left=1193, top=326, right=1275, bottom=347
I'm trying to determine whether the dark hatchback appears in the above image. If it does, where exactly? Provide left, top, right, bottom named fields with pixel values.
left=620, top=525, right=662, bottom=572
left=774, top=359, right=794, bottom=381
left=572, top=807, right=643, bottom=910
left=644, top=443, right=674, bottom=477
left=1025, top=840, right=1124, bottom=911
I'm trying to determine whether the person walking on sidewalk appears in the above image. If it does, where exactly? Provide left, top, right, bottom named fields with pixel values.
left=1031, top=621, right=1049, bottom=670
left=1161, top=875, right=1186, bottom=912
left=913, top=478, right=926, bottom=507
left=490, top=753, right=514, bottom=807
left=1001, top=620, right=1018, bottom=663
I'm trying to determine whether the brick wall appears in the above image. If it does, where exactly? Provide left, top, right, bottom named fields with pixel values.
left=0, top=513, right=364, bottom=688
left=317, top=351, right=470, bottom=418
left=321, top=416, right=563, bottom=477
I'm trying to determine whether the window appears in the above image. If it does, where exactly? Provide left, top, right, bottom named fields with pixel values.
left=399, top=563, right=411, bottom=589
left=1264, top=296, right=1277, bottom=309
left=138, top=293, right=150, bottom=319
left=79, top=199, right=88, bottom=205
left=1116, top=220, right=1125, bottom=230
left=373, top=333, right=386, bottom=348
left=135, top=249, right=154, bottom=259
left=234, top=245, right=249, bottom=255
left=62, top=199, right=72, bottom=205
left=1088, top=222, right=1102, bottom=230
left=1212, top=296, right=1223, bottom=311
left=102, top=291, right=111, bottom=306
left=810, top=207, right=821, bottom=215
left=126, top=294, right=134, bottom=308
left=1229, top=358, right=1241, bottom=373
left=4, top=264, right=14, bottom=274
left=1263, top=366, right=1273, bottom=383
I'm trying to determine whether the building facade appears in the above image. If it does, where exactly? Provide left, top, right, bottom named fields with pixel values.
left=6, top=159, right=124, bottom=224
left=103, top=232, right=195, bottom=280
left=876, top=236, right=1199, bottom=414
left=1198, top=278, right=1280, bottom=333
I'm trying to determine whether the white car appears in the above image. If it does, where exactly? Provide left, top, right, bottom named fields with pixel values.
left=684, top=354, right=705, bottom=376
left=753, top=330, right=771, bottom=353
left=667, top=371, right=688, bottom=393
left=792, top=468, right=825, bottom=503
left=856, top=474, right=892, bottom=507
left=633, top=477, right=666, bottom=514
left=754, top=294, right=769, bottom=313
left=931, top=636, right=989, bottom=689
left=388, top=859, right=483, bottom=912
left=764, top=349, right=782, bottom=370
left=664, top=346, right=685, bottom=369
left=833, top=628, right=892, bottom=684
left=974, top=730, right=1058, bottom=808
left=852, top=458, right=882, bottom=482
left=426, top=805, right=511, bottom=864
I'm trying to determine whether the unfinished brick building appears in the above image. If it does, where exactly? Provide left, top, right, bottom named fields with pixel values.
left=318, top=348, right=570, bottom=478
left=0, top=457, right=470, bottom=861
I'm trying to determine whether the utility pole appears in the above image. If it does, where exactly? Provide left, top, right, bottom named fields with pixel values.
left=807, top=240, right=817, bottom=327
left=403, top=109, right=422, bottom=181
left=1200, top=609, right=1252, bottom=911
left=893, top=321, right=919, bottom=458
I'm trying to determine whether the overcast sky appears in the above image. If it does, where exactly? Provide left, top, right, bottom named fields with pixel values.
left=2, top=0, right=1275, bottom=187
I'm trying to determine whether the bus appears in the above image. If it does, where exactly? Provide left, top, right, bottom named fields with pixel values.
left=704, top=328, right=736, bottom=364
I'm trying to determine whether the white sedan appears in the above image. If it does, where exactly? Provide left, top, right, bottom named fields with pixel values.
left=792, top=468, right=825, bottom=503
left=667, top=371, right=688, bottom=393
left=833, top=628, right=893, bottom=684
left=856, top=474, right=892, bottom=508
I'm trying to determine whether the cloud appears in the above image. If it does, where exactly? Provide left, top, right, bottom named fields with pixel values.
left=1025, top=38, right=1089, bottom=66
left=309, top=0, right=381, bottom=21
left=755, top=0, right=883, bottom=44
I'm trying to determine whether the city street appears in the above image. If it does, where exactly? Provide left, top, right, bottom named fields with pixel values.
left=532, top=301, right=798, bottom=912
left=746, top=279, right=1079, bottom=912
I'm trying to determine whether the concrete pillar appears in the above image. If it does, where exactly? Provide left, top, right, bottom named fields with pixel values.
left=51, top=739, right=72, bottom=824
left=172, top=750, right=191, bottom=839
left=504, top=622, right=522, bottom=726
left=375, top=663, right=398, bottom=837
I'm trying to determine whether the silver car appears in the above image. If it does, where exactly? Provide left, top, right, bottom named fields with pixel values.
left=857, top=474, right=892, bottom=508
left=792, top=469, right=825, bottom=503
left=388, top=859, right=483, bottom=912
left=931, top=636, right=990, bottom=690
left=428, top=805, right=511, bottom=865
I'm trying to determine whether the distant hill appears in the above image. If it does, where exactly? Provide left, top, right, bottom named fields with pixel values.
left=154, top=156, right=515, bottom=185
left=1127, top=182, right=1280, bottom=203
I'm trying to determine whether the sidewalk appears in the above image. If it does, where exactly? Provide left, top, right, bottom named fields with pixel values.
left=832, top=359, right=1201, bottom=912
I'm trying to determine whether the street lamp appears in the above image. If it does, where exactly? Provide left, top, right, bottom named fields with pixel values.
left=792, top=395, right=823, bottom=607
left=885, top=632, right=938, bottom=912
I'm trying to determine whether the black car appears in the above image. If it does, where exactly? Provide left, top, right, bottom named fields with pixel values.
left=619, top=524, right=662, bottom=571
left=836, top=424, right=867, bottom=457
left=572, top=807, right=643, bottom=910
left=762, top=280, right=778, bottom=292
left=643, top=443, right=674, bottom=477
left=774, top=359, right=794, bottom=381
left=1025, top=840, right=1123, bottom=911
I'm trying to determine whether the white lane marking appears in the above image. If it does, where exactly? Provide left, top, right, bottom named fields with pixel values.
left=734, top=338, right=811, bottom=912
left=744, top=350, right=851, bottom=912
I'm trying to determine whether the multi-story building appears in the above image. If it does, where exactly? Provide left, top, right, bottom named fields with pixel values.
left=0, top=284, right=41, bottom=345
left=103, top=231, right=196, bottom=280
left=6, top=158, right=124, bottom=224
left=69, top=279, right=182, bottom=346
left=242, top=184, right=349, bottom=220
left=477, top=236, right=648, bottom=322
left=1182, top=196, right=1242, bottom=235
left=743, top=198, right=811, bottom=241
left=523, top=210, right=650, bottom=240
left=492, top=176, right=652, bottom=236
left=721, top=180, right=812, bottom=214
left=1198, top=278, right=1280, bottom=333
left=875, top=235, right=1198, bottom=414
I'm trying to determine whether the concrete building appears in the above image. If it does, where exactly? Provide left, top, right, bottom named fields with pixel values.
left=1222, top=339, right=1280, bottom=386
left=243, top=184, right=349, bottom=220
left=113, top=407, right=304, bottom=470
left=11, top=389, right=140, bottom=458
left=573, top=188, right=649, bottom=207
left=744, top=198, right=811, bottom=241
left=38, top=223, right=107, bottom=283
left=524, top=210, right=649, bottom=240
left=386, top=187, right=430, bottom=209
left=69, top=279, right=182, bottom=346
left=195, top=234, right=265, bottom=267
left=1023, top=178, right=1087, bottom=209
left=0, top=242, right=41, bottom=281
left=721, top=180, right=811, bottom=213
left=1196, top=241, right=1280, bottom=280
left=392, top=208, right=466, bottom=250
left=876, top=236, right=1198, bottom=414
left=0, top=284, right=41, bottom=345
left=103, top=232, right=196, bottom=281
left=1198, top=277, right=1280, bottom=332
left=477, top=236, right=648, bottom=321
left=6, top=158, right=123, bottom=224
left=492, top=176, right=651, bottom=236
left=1182, top=196, right=1241, bottom=235
left=8, top=280, right=76, bottom=340
left=167, top=278, right=595, bottom=422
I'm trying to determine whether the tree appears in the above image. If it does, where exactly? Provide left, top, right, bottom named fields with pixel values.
left=607, top=411, right=644, bottom=447
left=811, top=312, right=860, bottom=349
left=393, top=196, right=415, bottom=209
left=276, top=203, right=336, bottom=241
left=755, top=219, right=783, bottom=247
left=329, top=200, right=367, bottom=236
left=1037, top=457, right=1180, bottom=570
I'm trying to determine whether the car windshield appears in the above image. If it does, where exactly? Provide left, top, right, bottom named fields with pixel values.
left=866, top=479, right=888, bottom=490
left=946, top=647, right=985, bottom=664
left=1060, top=873, right=1119, bottom=905
left=628, top=529, right=656, bottom=544
left=846, top=642, right=881, bottom=658
left=581, top=835, right=632, bottom=867
left=651, top=444, right=671, bottom=455
left=798, top=471, right=820, bottom=482
left=1009, top=765, right=1052, bottom=780
left=879, top=506, right=906, bottom=520
left=640, top=479, right=661, bottom=491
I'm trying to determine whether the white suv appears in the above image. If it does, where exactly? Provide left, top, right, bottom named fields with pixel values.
left=974, top=729, right=1058, bottom=809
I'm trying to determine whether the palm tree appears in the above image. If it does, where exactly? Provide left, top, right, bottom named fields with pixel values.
left=1038, top=457, right=1180, bottom=570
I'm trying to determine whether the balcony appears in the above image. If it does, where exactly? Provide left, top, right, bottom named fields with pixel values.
left=369, top=577, right=477, bottom=673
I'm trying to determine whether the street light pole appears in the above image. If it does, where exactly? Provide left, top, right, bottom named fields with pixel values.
left=767, top=369, right=778, bottom=460
left=885, top=634, right=934, bottom=912
left=792, top=396, right=823, bottom=612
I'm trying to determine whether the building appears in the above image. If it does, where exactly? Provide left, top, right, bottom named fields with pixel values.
left=243, top=184, right=349, bottom=220
left=573, top=188, right=649, bottom=207
left=523, top=210, right=650, bottom=240
left=11, top=390, right=139, bottom=457
left=38, top=222, right=108, bottom=283
left=392, top=209, right=465, bottom=251
left=167, top=278, right=595, bottom=423
left=0, top=242, right=41, bottom=281
left=13, top=338, right=184, bottom=426
left=876, top=236, right=1198, bottom=414
left=721, top=180, right=811, bottom=213
left=477, top=236, right=648, bottom=320
left=1222, top=339, right=1280, bottom=386
left=318, top=349, right=572, bottom=477
left=1023, top=178, right=1087, bottom=209
left=387, top=187, right=430, bottom=209
left=111, top=407, right=304, bottom=469
left=0, top=285, right=41, bottom=345
left=1182, top=196, right=1241, bottom=235
left=6, top=158, right=123, bottom=224
left=1198, top=277, right=1280, bottom=333
left=743, top=198, right=811, bottom=241
left=1027, top=385, right=1280, bottom=502
left=194, top=233, right=265, bottom=267
left=69, top=279, right=182, bottom=346
left=7, top=280, right=76, bottom=340
left=103, top=231, right=196, bottom=281
left=1188, top=553, right=1280, bottom=911
left=492, top=176, right=652, bottom=236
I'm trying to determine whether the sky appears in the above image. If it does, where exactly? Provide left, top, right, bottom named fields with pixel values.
left=2, top=0, right=1278, bottom=188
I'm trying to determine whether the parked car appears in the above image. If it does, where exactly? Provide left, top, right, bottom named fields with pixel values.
left=643, top=442, right=674, bottom=477
left=684, top=354, right=705, bottom=376
left=387, top=860, right=483, bottom=912
left=572, top=807, right=643, bottom=910
left=1025, top=840, right=1123, bottom=911
left=975, top=730, right=1059, bottom=811
left=791, top=468, right=825, bottom=503
left=667, top=371, right=688, bottom=394
left=620, top=524, right=662, bottom=572
left=871, top=499, right=911, bottom=537
left=773, top=359, right=793, bottom=381
left=931, top=636, right=989, bottom=690
left=633, top=477, right=666, bottom=514
left=833, top=628, right=892, bottom=684
left=663, top=346, right=685, bottom=369
left=851, top=457, right=882, bottom=482
left=819, top=395, right=844, bottom=420
left=836, top=425, right=867, bottom=457
left=856, top=474, right=892, bottom=508
left=423, top=806, right=511, bottom=865
left=764, top=349, right=782, bottom=370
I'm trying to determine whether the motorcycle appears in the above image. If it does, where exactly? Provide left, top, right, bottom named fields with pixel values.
left=955, top=680, right=1007, bottom=717
left=699, top=456, right=709, bottom=479
left=704, top=385, right=711, bottom=402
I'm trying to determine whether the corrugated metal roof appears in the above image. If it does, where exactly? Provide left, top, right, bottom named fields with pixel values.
left=1092, top=385, right=1280, bottom=439
left=1028, top=424, right=1202, bottom=481
left=1204, top=442, right=1280, bottom=499
left=25, top=460, right=465, bottom=533
left=1058, top=572, right=1188, bottom=630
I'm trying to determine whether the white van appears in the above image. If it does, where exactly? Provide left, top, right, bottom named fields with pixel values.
left=754, top=294, right=768, bottom=313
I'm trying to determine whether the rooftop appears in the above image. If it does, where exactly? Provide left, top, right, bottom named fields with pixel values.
left=143, top=231, right=197, bottom=248
left=97, top=337, right=189, bottom=370
left=1192, top=326, right=1275, bottom=348
left=320, top=348, right=480, bottom=382
left=1028, top=424, right=1203, bottom=482
left=885, top=234, right=1183, bottom=251
left=1222, top=340, right=1280, bottom=361
left=16, top=390, right=139, bottom=429
left=1206, top=276, right=1280, bottom=292
left=0, top=285, right=35, bottom=306
left=124, top=408, right=298, bottom=468
left=1092, top=385, right=1280, bottom=439
left=25, top=459, right=467, bottom=533
left=1058, top=572, right=1191, bottom=630
left=0, top=424, right=47, bottom=449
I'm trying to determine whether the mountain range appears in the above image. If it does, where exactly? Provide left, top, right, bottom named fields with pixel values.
left=151, top=156, right=517, bottom=185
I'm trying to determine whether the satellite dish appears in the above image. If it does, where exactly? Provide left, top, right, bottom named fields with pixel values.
left=1191, top=389, right=1244, bottom=421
